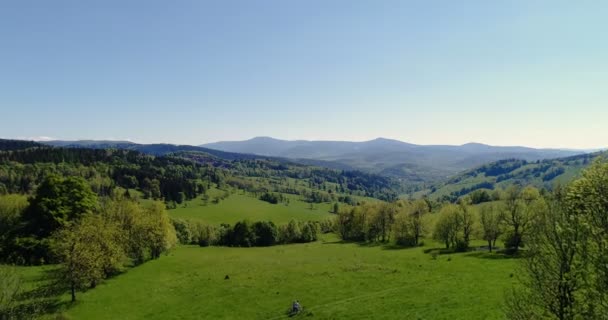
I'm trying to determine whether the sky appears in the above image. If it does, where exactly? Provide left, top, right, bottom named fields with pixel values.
left=1, top=1, right=607, bottom=149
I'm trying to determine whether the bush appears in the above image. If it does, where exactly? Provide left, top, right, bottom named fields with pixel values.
left=171, top=218, right=192, bottom=244
left=319, top=219, right=335, bottom=234
left=259, top=192, right=280, bottom=204
left=231, top=220, right=256, bottom=247
left=253, top=221, right=278, bottom=246
left=299, top=222, right=318, bottom=243
left=191, top=222, right=218, bottom=247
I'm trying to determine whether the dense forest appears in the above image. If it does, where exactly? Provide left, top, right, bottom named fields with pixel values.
left=0, top=140, right=398, bottom=205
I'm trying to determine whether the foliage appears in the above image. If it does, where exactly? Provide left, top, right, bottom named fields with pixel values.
left=432, top=202, right=476, bottom=251
left=6, top=176, right=97, bottom=264
left=0, top=195, right=28, bottom=259
left=252, top=221, right=279, bottom=246
left=0, top=147, right=215, bottom=203
left=259, top=192, right=281, bottom=204
left=52, top=214, right=112, bottom=302
left=478, top=203, right=503, bottom=252
left=500, top=186, right=542, bottom=253
left=506, top=160, right=608, bottom=319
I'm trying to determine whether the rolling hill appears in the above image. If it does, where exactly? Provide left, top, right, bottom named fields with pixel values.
left=423, top=151, right=606, bottom=201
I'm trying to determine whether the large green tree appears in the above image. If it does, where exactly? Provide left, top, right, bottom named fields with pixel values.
left=506, top=160, right=608, bottom=319
left=12, top=176, right=97, bottom=264
left=22, top=175, right=97, bottom=238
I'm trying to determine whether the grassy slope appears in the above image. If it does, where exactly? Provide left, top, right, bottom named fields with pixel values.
left=423, top=152, right=604, bottom=200
left=169, top=191, right=334, bottom=225
left=61, top=234, right=516, bottom=320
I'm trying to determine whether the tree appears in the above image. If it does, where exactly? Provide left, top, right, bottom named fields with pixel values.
left=374, top=203, right=396, bottom=242
left=433, top=204, right=461, bottom=249
left=15, top=176, right=97, bottom=264
left=469, top=189, right=491, bottom=204
left=0, top=195, right=28, bottom=260
left=501, top=186, right=539, bottom=253
left=410, top=199, right=430, bottom=246
left=479, top=204, right=503, bottom=252
left=191, top=222, right=218, bottom=246
left=393, top=210, right=416, bottom=246
left=145, top=201, right=177, bottom=259
left=100, top=196, right=175, bottom=264
left=52, top=214, right=106, bottom=302
left=171, top=218, right=192, bottom=244
left=506, top=161, right=608, bottom=319
left=336, top=206, right=366, bottom=241
left=563, top=159, right=608, bottom=315
left=232, top=220, right=255, bottom=247
left=506, top=190, right=588, bottom=319
left=458, top=200, right=476, bottom=249
left=99, top=195, right=147, bottom=264
left=300, top=222, right=318, bottom=243
left=333, top=202, right=339, bottom=214
left=284, top=219, right=302, bottom=243
left=22, top=175, right=97, bottom=238
left=253, top=221, right=278, bottom=246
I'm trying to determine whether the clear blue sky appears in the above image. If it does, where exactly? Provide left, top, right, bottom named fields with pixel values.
left=1, top=1, right=606, bottom=148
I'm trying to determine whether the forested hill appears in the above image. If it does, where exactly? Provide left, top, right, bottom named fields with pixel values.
left=0, top=146, right=221, bottom=203
left=42, top=140, right=261, bottom=161
left=423, top=151, right=606, bottom=202
left=173, top=151, right=400, bottom=201
left=0, top=139, right=45, bottom=151
left=0, top=140, right=400, bottom=203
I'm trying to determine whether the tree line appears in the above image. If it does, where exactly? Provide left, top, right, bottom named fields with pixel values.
left=0, top=147, right=220, bottom=204
left=171, top=218, right=333, bottom=248
left=0, top=176, right=177, bottom=306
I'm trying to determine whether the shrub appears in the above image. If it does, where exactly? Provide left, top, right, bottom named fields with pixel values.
left=253, top=221, right=278, bottom=246
left=171, top=218, right=192, bottom=244
left=259, top=192, right=280, bottom=204
left=191, top=222, right=218, bottom=247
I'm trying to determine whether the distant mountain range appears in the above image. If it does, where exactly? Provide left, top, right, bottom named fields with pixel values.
left=201, top=137, right=584, bottom=183
left=35, top=137, right=588, bottom=190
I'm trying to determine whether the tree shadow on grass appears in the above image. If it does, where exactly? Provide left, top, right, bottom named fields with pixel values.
left=322, top=239, right=425, bottom=251
left=356, top=242, right=385, bottom=248
left=463, top=250, right=520, bottom=260
left=321, top=239, right=348, bottom=245
left=423, top=247, right=454, bottom=254
left=381, top=244, right=423, bottom=251
left=13, top=267, right=71, bottom=318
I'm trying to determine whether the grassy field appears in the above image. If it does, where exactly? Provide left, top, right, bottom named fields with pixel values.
left=168, top=191, right=334, bottom=224
left=47, top=234, right=517, bottom=320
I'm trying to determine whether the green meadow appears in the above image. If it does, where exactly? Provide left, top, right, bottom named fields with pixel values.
left=37, top=234, right=515, bottom=320
left=7, top=196, right=519, bottom=320
left=169, top=192, right=334, bottom=224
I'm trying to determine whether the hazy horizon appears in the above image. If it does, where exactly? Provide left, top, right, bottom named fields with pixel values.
left=2, top=1, right=607, bottom=149
left=2, top=135, right=602, bottom=151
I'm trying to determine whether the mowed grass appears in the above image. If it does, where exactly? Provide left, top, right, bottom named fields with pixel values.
left=169, top=192, right=333, bottom=224
left=62, top=234, right=517, bottom=320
